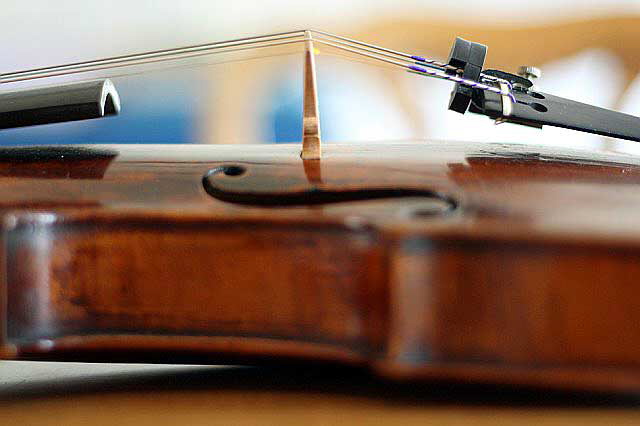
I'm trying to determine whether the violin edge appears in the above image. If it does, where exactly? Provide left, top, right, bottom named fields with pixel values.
left=3, top=210, right=640, bottom=393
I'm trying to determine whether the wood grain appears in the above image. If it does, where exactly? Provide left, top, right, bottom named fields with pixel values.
left=3, top=142, right=640, bottom=392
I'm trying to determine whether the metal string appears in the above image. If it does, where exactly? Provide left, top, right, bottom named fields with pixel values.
left=0, top=29, right=513, bottom=99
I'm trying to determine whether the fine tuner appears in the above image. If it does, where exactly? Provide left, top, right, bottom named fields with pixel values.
left=1, top=29, right=639, bottom=145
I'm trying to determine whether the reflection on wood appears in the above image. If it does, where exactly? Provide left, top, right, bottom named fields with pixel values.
left=4, top=143, right=640, bottom=392
left=0, top=146, right=117, bottom=179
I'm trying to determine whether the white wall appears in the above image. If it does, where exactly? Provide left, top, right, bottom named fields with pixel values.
left=3, top=0, right=639, bottom=71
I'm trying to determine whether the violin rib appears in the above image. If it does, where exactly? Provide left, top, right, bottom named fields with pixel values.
left=2, top=142, right=640, bottom=393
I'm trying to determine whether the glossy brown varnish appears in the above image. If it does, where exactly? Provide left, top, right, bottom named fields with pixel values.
left=3, top=142, right=640, bottom=392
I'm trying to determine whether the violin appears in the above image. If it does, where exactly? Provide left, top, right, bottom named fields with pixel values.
left=2, top=30, right=640, bottom=393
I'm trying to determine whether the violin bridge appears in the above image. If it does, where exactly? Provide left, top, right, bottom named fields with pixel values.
left=301, top=30, right=322, bottom=160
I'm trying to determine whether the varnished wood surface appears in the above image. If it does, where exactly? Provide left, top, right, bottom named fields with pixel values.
left=2, top=362, right=640, bottom=425
left=4, top=142, right=640, bottom=392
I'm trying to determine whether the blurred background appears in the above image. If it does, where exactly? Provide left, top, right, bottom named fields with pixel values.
left=2, top=0, right=640, bottom=153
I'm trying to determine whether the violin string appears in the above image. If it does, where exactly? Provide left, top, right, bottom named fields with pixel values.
left=0, top=30, right=436, bottom=82
left=309, top=31, right=515, bottom=98
left=310, top=37, right=513, bottom=98
left=0, top=29, right=512, bottom=99
left=0, top=31, right=308, bottom=83
left=310, top=29, right=460, bottom=73
left=0, top=38, right=308, bottom=83
left=1, top=30, right=307, bottom=75
left=312, top=34, right=442, bottom=70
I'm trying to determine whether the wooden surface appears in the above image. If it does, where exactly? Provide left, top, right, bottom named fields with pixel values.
left=1, top=361, right=640, bottom=425
left=4, top=142, right=640, bottom=392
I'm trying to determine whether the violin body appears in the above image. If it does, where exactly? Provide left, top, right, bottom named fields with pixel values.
left=2, top=141, right=640, bottom=392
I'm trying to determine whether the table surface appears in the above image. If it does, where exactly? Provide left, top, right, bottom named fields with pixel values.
left=1, top=361, right=640, bottom=425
